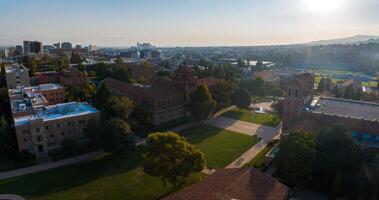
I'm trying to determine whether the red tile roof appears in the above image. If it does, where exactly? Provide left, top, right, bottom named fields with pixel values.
left=163, top=167, right=289, bottom=200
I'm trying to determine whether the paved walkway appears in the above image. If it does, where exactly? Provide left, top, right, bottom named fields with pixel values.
left=208, top=116, right=278, bottom=137
left=225, top=122, right=281, bottom=168
left=0, top=150, right=104, bottom=181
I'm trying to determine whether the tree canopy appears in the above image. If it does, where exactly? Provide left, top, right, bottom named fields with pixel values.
left=143, top=132, right=205, bottom=189
left=231, top=88, right=251, bottom=109
left=102, top=118, right=132, bottom=152
left=186, top=84, right=217, bottom=122
left=274, top=131, right=316, bottom=187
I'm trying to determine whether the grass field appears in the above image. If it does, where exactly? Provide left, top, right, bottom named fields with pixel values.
left=315, top=75, right=377, bottom=88
left=222, top=108, right=281, bottom=127
left=180, top=125, right=260, bottom=168
left=0, top=150, right=172, bottom=200
left=245, top=140, right=279, bottom=169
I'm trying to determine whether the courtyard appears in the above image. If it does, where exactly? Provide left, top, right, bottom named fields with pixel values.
left=221, top=108, right=281, bottom=127
left=180, top=125, right=260, bottom=168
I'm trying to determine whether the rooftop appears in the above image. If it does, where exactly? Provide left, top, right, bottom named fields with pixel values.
left=37, top=83, right=63, bottom=91
left=14, top=102, right=99, bottom=126
left=5, top=64, right=28, bottom=74
left=311, top=97, right=379, bottom=121
left=163, top=167, right=288, bottom=200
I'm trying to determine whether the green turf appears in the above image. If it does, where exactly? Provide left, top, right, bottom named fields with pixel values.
left=0, top=150, right=172, bottom=200
left=244, top=140, right=279, bottom=169
left=180, top=125, right=260, bottom=168
left=222, top=108, right=281, bottom=127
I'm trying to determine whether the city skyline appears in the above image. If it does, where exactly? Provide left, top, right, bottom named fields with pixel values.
left=1, top=0, right=379, bottom=46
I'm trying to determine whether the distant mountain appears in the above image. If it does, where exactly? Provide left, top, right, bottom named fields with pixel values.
left=306, top=35, right=379, bottom=46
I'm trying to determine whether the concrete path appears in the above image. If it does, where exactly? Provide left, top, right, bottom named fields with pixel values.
left=225, top=122, right=281, bottom=168
left=0, top=150, right=104, bottom=181
left=208, top=116, right=278, bottom=137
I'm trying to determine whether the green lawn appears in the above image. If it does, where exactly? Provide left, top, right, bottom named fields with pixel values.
left=244, top=140, right=279, bottom=169
left=0, top=150, right=172, bottom=200
left=180, top=125, right=260, bottom=168
left=222, top=108, right=281, bottom=127
left=315, top=75, right=377, bottom=88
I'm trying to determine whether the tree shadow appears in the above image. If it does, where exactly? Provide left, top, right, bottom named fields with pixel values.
left=179, top=125, right=222, bottom=144
left=0, top=148, right=144, bottom=198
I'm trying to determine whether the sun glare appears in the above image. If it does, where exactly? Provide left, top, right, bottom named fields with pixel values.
left=303, top=0, right=345, bottom=13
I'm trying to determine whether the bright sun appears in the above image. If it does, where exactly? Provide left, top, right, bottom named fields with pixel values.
left=303, top=0, right=345, bottom=13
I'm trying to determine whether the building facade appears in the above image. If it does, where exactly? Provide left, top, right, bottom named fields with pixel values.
left=35, top=69, right=89, bottom=87
left=5, top=64, right=30, bottom=89
left=14, top=102, right=100, bottom=157
left=283, top=73, right=379, bottom=148
left=103, top=66, right=217, bottom=125
left=23, top=41, right=43, bottom=54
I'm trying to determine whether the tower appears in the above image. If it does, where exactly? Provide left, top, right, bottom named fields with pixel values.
left=282, top=73, right=315, bottom=131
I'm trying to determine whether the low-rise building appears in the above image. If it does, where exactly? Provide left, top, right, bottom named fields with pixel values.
left=14, top=102, right=100, bottom=157
left=35, top=69, right=88, bottom=87
left=284, top=73, right=379, bottom=148
left=5, top=64, right=30, bottom=89
left=9, top=83, right=65, bottom=105
left=102, top=66, right=218, bottom=125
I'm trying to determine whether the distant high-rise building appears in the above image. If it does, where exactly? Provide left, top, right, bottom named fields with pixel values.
left=137, top=42, right=155, bottom=50
left=43, top=45, right=55, bottom=54
left=15, top=45, right=23, bottom=53
left=61, top=42, right=72, bottom=49
left=75, top=45, right=82, bottom=49
left=89, top=44, right=97, bottom=52
left=23, top=41, right=43, bottom=54
left=53, top=42, right=61, bottom=49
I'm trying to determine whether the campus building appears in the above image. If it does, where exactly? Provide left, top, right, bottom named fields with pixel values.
left=5, top=64, right=31, bottom=89
left=102, top=66, right=218, bottom=125
left=283, top=73, right=379, bottom=148
left=9, top=83, right=65, bottom=109
left=35, top=69, right=89, bottom=87
left=14, top=102, right=100, bottom=157
left=8, top=81, right=99, bottom=157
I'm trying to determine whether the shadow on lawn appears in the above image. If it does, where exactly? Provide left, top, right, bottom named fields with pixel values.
left=179, top=125, right=225, bottom=144
left=0, top=148, right=143, bottom=198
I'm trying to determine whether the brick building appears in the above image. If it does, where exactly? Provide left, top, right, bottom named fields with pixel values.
left=9, top=84, right=65, bottom=114
left=35, top=69, right=88, bottom=87
left=283, top=73, right=379, bottom=148
left=102, top=66, right=218, bottom=125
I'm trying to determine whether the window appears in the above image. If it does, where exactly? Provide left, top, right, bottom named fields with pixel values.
left=295, top=89, right=298, bottom=97
left=288, top=88, right=291, bottom=97
left=67, top=122, right=71, bottom=126
left=37, top=135, right=42, bottom=141
left=61, top=132, right=65, bottom=136
left=57, top=124, right=61, bottom=128
left=50, top=134, right=54, bottom=138
left=45, top=125, right=49, bottom=130
left=36, top=127, right=40, bottom=132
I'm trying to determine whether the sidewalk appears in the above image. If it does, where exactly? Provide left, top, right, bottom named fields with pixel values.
left=0, top=150, right=104, bottom=181
left=226, top=123, right=281, bottom=168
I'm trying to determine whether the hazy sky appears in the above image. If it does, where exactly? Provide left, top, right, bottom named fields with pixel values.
left=1, top=0, right=379, bottom=47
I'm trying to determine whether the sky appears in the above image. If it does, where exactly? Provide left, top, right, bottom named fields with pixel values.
left=1, top=0, right=379, bottom=47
